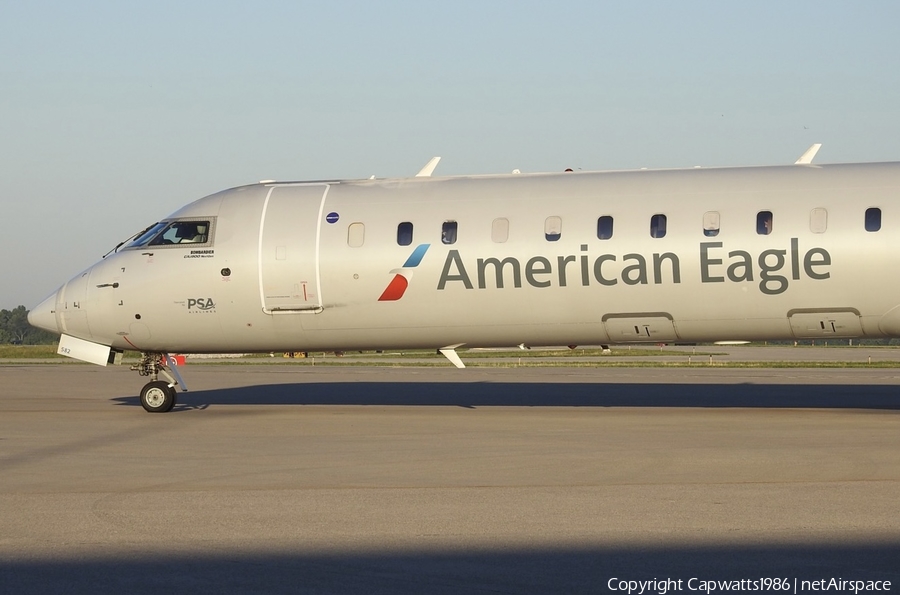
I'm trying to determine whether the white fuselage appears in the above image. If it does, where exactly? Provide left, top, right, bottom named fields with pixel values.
left=30, top=162, right=900, bottom=356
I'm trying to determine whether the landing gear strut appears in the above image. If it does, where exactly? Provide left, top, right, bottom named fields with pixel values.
left=131, top=353, right=187, bottom=413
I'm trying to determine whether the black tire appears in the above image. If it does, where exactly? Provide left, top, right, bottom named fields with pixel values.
left=140, top=381, right=176, bottom=413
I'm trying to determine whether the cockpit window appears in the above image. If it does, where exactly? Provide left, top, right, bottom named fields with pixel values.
left=125, top=222, right=168, bottom=248
left=125, top=220, right=213, bottom=249
left=149, top=221, right=210, bottom=245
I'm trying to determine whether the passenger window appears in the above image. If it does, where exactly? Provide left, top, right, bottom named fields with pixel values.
left=545, top=216, right=562, bottom=241
left=491, top=218, right=509, bottom=243
left=866, top=207, right=882, bottom=232
left=757, top=211, right=773, bottom=235
left=702, top=211, right=720, bottom=237
left=397, top=222, right=413, bottom=246
left=148, top=220, right=211, bottom=245
left=650, top=214, right=667, bottom=238
left=809, top=208, right=827, bottom=234
left=348, top=222, right=365, bottom=247
left=442, top=221, right=458, bottom=245
left=597, top=216, right=614, bottom=240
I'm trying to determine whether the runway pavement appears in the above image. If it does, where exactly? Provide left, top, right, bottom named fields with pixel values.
left=1, top=362, right=899, bottom=594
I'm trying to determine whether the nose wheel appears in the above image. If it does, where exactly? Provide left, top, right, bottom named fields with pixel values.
left=132, top=352, right=188, bottom=413
left=140, top=380, right=177, bottom=413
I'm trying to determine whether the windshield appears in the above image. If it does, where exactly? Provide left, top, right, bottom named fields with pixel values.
left=148, top=221, right=210, bottom=245
left=124, top=220, right=212, bottom=248
left=125, top=222, right=168, bottom=248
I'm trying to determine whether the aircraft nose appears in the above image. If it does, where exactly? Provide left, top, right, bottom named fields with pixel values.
left=28, top=291, right=60, bottom=335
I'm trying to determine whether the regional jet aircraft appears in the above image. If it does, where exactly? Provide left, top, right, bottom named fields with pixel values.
left=28, top=148, right=900, bottom=412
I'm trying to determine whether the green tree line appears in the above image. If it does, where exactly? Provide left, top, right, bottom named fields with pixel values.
left=1, top=306, right=59, bottom=344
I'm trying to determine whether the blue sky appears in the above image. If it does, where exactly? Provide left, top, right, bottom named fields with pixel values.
left=3, top=1, right=900, bottom=309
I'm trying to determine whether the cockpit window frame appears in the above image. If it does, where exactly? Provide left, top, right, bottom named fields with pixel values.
left=123, top=217, right=217, bottom=250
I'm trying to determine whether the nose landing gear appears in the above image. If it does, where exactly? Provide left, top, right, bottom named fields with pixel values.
left=132, top=353, right=188, bottom=413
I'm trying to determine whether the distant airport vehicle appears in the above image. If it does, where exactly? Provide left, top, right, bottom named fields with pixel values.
left=28, top=148, right=900, bottom=412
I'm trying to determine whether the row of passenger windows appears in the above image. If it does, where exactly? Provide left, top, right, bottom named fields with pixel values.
left=691, top=207, right=880, bottom=238
left=346, top=208, right=884, bottom=247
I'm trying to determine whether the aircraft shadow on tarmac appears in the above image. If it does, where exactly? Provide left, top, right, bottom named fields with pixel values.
left=112, top=382, right=900, bottom=411
left=3, top=542, right=898, bottom=595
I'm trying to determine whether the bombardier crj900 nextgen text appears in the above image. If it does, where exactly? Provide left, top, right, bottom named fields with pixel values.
left=27, top=149, right=900, bottom=412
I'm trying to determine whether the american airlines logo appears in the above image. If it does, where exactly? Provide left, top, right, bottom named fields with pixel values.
left=379, top=244, right=430, bottom=301
left=379, top=238, right=831, bottom=301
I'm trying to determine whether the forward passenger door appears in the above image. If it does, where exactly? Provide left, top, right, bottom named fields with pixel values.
left=259, top=184, right=329, bottom=313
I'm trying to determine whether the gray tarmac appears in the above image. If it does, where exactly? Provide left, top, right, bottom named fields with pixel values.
left=1, top=359, right=900, bottom=593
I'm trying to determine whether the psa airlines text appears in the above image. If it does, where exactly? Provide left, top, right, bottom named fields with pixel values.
left=606, top=577, right=892, bottom=595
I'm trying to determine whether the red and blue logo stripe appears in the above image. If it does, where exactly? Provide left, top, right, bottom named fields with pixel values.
left=378, top=244, right=430, bottom=301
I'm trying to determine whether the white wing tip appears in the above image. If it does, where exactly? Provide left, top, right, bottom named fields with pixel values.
left=794, top=143, right=822, bottom=165
left=415, top=156, right=441, bottom=177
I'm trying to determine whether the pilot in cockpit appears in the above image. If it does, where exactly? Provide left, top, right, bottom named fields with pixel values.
left=175, top=222, right=208, bottom=244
